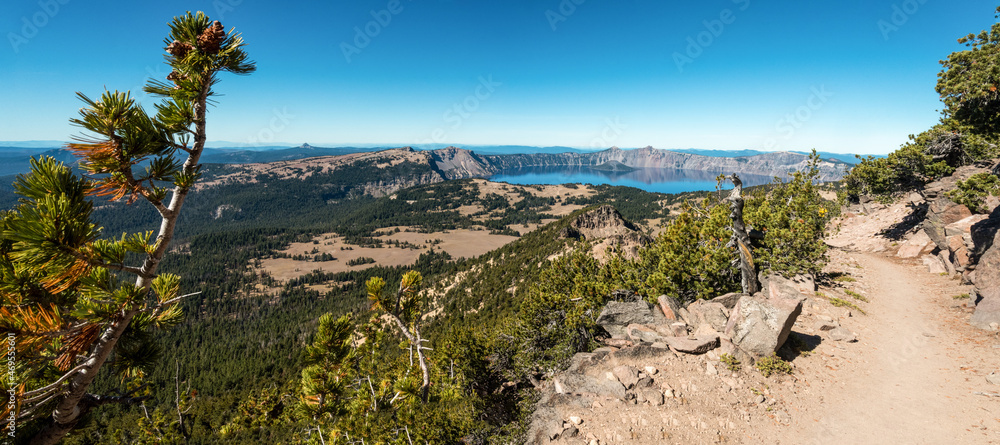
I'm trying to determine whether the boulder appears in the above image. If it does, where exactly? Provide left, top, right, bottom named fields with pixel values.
left=596, top=301, right=665, bottom=338
left=922, top=255, right=947, bottom=274
left=711, top=292, right=744, bottom=309
left=971, top=227, right=1000, bottom=330
left=661, top=334, right=720, bottom=354
left=971, top=206, right=1000, bottom=257
left=923, top=198, right=973, bottom=251
left=896, top=229, right=934, bottom=259
left=724, top=292, right=804, bottom=358
left=945, top=214, right=988, bottom=238
left=761, top=273, right=807, bottom=301
left=686, top=300, right=730, bottom=332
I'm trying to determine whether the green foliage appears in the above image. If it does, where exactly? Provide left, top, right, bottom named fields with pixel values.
left=937, top=7, right=1000, bottom=138
left=634, top=201, right=737, bottom=301
left=828, top=297, right=866, bottom=315
left=844, top=289, right=868, bottom=302
left=744, top=150, right=835, bottom=277
left=947, top=172, right=1000, bottom=213
left=719, top=354, right=741, bottom=372
left=511, top=246, right=615, bottom=376
left=755, top=353, right=794, bottom=377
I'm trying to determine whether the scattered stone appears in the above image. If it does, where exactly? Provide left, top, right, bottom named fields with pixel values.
left=561, top=424, right=579, bottom=439
left=569, top=416, right=583, bottom=425
left=626, top=323, right=662, bottom=344
left=922, top=255, right=948, bottom=274
left=662, top=334, right=720, bottom=354
left=983, top=372, right=1000, bottom=386
left=817, top=314, right=834, bottom=322
left=657, top=294, right=685, bottom=321
left=643, top=366, right=658, bottom=375
left=602, top=338, right=634, bottom=348
left=897, top=229, right=934, bottom=258
left=639, top=387, right=664, bottom=405
left=711, top=292, right=744, bottom=309
left=706, top=361, right=718, bottom=376
left=724, top=292, right=804, bottom=358
left=829, top=326, right=857, bottom=342
left=814, top=320, right=839, bottom=332
left=612, top=365, right=640, bottom=389
left=597, top=301, right=665, bottom=338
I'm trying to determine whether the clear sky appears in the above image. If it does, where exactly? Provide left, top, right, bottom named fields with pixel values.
left=1, top=0, right=997, bottom=154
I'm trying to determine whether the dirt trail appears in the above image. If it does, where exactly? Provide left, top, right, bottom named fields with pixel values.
left=785, top=251, right=1000, bottom=445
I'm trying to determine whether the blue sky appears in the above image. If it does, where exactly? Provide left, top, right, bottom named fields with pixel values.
left=0, top=0, right=996, bottom=154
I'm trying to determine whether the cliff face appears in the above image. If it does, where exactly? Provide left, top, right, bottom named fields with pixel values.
left=468, top=146, right=846, bottom=181
left=210, top=146, right=846, bottom=198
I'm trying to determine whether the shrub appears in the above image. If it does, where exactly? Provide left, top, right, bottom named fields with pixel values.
left=755, top=353, right=794, bottom=377
left=947, top=172, right=1000, bottom=214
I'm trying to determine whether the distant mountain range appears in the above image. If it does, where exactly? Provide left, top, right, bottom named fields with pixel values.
left=0, top=142, right=869, bottom=177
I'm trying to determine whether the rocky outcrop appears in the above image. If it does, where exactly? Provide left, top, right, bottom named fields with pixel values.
left=595, top=300, right=665, bottom=338
left=970, top=207, right=1000, bottom=330
left=560, top=205, right=652, bottom=261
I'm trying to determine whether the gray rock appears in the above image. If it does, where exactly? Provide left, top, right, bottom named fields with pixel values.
left=814, top=320, right=839, bottom=331
left=612, top=365, right=640, bottom=389
left=987, top=372, right=1000, bottom=386
left=638, top=387, right=664, bottom=405
left=625, top=323, right=663, bottom=344
left=610, top=344, right=673, bottom=360
left=971, top=218, right=1000, bottom=330
left=724, top=292, right=804, bottom=358
left=662, top=334, right=720, bottom=354
left=687, top=300, right=730, bottom=332
left=556, top=373, right=626, bottom=399
left=596, top=300, right=665, bottom=338
left=828, top=326, right=857, bottom=342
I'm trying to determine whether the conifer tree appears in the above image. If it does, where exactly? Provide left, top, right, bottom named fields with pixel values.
left=0, top=11, right=254, bottom=444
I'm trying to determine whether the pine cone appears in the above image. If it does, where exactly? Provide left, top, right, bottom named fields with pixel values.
left=197, top=21, right=225, bottom=54
left=166, top=70, right=188, bottom=85
left=166, top=40, right=193, bottom=59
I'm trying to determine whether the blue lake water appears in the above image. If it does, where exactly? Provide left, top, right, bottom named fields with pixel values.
left=488, top=166, right=774, bottom=195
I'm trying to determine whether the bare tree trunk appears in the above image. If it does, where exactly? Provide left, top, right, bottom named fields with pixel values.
left=726, top=174, right=760, bottom=295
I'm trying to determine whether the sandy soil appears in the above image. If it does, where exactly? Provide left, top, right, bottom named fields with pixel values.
left=780, top=250, right=999, bottom=445
left=257, top=228, right=518, bottom=282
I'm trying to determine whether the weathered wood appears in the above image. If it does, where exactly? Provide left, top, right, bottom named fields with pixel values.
left=725, top=174, right=760, bottom=295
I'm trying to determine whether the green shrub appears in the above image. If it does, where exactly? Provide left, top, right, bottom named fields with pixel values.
left=755, top=353, right=794, bottom=377
left=947, top=173, right=1000, bottom=213
left=720, top=354, right=741, bottom=372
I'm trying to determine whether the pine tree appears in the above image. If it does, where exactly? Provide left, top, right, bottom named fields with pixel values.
left=0, top=11, right=254, bottom=444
